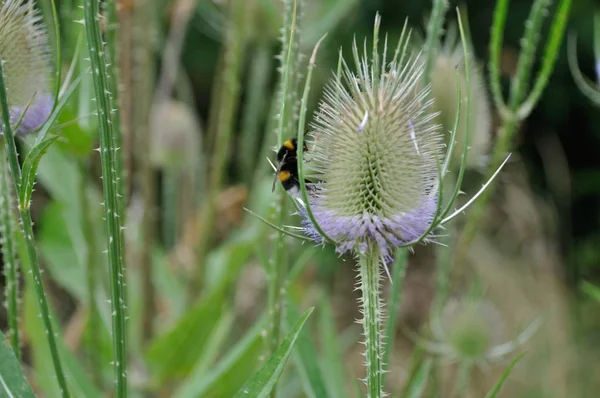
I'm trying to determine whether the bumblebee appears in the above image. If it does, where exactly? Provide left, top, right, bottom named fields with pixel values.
left=272, top=138, right=309, bottom=195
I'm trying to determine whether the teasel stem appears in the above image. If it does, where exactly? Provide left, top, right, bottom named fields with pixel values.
left=423, top=0, right=449, bottom=83
left=358, top=245, right=385, bottom=398
left=0, top=58, right=70, bottom=398
left=83, top=0, right=127, bottom=395
left=104, top=0, right=126, bottom=228
left=0, top=144, right=20, bottom=359
left=190, top=0, right=250, bottom=298
left=457, top=0, right=571, bottom=259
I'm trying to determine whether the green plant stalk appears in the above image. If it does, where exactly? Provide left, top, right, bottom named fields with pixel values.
left=105, top=0, right=125, bottom=221
left=163, top=170, right=178, bottom=249
left=452, top=361, right=473, bottom=398
left=80, top=161, right=102, bottom=386
left=457, top=0, right=571, bottom=258
left=595, top=8, right=600, bottom=83
left=83, top=0, right=127, bottom=396
left=133, top=1, right=158, bottom=346
left=423, top=0, right=449, bottom=83
left=358, top=246, right=384, bottom=398
left=265, top=3, right=300, bottom=398
left=191, top=0, right=250, bottom=296
left=0, top=144, right=20, bottom=359
left=508, top=0, right=552, bottom=108
left=0, top=57, right=70, bottom=398
left=240, top=44, right=272, bottom=183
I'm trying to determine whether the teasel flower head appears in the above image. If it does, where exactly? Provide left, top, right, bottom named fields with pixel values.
left=0, top=0, right=54, bottom=135
left=300, top=24, right=444, bottom=264
left=425, top=23, right=492, bottom=170
left=411, top=297, right=541, bottom=365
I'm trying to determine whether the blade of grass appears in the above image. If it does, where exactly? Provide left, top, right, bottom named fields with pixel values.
left=0, top=328, right=35, bottom=397
left=318, top=297, right=348, bottom=398
left=286, top=300, right=329, bottom=398
left=175, top=316, right=266, bottom=398
left=405, top=358, right=433, bottom=398
left=484, top=353, right=525, bottom=398
left=233, top=307, right=314, bottom=398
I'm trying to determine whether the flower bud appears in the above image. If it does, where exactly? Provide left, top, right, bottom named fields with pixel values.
left=428, top=27, right=492, bottom=170
left=440, top=298, right=503, bottom=361
left=0, top=1, right=53, bottom=135
left=150, top=100, right=202, bottom=171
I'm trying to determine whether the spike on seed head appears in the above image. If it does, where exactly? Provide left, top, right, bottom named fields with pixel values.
left=0, top=0, right=54, bottom=135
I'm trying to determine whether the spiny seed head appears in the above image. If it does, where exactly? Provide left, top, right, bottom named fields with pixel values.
left=440, top=298, right=503, bottom=361
left=149, top=100, right=202, bottom=171
left=425, top=23, right=491, bottom=170
left=0, top=0, right=53, bottom=135
left=302, top=20, right=443, bottom=262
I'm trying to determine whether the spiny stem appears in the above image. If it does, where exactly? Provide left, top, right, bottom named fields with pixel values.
left=266, top=3, right=300, bottom=398
left=0, top=53, right=70, bottom=398
left=456, top=0, right=571, bottom=260
left=423, top=0, right=449, bottom=83
left=358, top=246, right=385, bottom=398
left=0, top=144, right=20, bottom=359
left=82, top=0, right=127, bottom=395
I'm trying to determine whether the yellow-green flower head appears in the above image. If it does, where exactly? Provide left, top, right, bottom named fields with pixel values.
left=0, top=0, right=53, bottom=135
left=428, top=25, right=491, bottom=169
left=302, top=26, right=443, bottom=262
left=441, top=299, right=500, bottom=360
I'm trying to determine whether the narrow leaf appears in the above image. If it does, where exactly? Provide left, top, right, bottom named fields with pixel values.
left=319, top=297, right=348, bottom=398
left=484, top=353, right=525, bottom=398
left=146, top=282, right=227, bottom=382
left=581, top=281, right=600, bottom=303
left=405, top=358, right=433, bottom=398
left=233, top=307, right=314, bottom=398
left=286, top=300, right=329, bottom=398
left=0, top=330, right=35, bottom=398
left=175, top=317, right=266, bottom=398
left=19, top=136, right=60, bottom=209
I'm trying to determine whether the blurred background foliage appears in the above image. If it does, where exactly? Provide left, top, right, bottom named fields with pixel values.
left=2, top=0, right=600, bottom=397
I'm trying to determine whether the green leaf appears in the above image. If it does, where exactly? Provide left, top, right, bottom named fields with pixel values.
left=22, top=269, right=102, bottom=398
left=233, top=307, right=314, bottom=398
left=38, top=201, right=87, bottom=300
left=484, top=353, right=525, bottom=398
left=318, top=297, right=348, bottom=398
left=146, top=282, right=228, bottom=383
left=175, top=317, right=266, bottom=398
left=19, top=136, right=60, bottom=209
left=286, top=300, right=329, bottom=398
left=581, top=281, right=600, bottom=303
left=0, top=330, right=35, bottom=397
left=404, top=358, right=433, bottom=398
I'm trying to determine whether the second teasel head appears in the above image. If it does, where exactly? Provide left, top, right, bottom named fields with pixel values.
left=0, top=0, right=54, bottom=135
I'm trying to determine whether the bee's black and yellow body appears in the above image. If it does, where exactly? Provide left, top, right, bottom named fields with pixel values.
left=273, top=138, right=309, bottom=194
